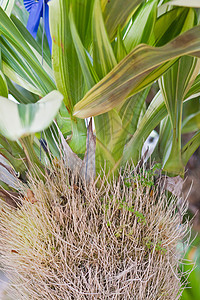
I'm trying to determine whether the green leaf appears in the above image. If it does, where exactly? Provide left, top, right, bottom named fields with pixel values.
left=92, top=0, right=124, bottom=173
left=2, top=61, right=41, bottom=95
left=185, top=74, right=200, bottom=100
left=124, top=0, right=158, bottom=52
left=157, top=116, right=172, bottom=162
left=0, top=0, right=15, bottom=16
left=163, top=0, right=200, bottom=8
left=0, top=70, right=8, bottom=97
left=93, top=0, right=117, bottom=79
left=49, top=0, right=84, bottom=112
left=151, top=7, right=195, bottom=46
left=113, top=27, right=127, bottom=63
left=11, top=15, right=53, bottom=78
left=70, top=0, right=95, bottom=49
left=122, top=91, right=167, bottom=165
left=0, top=36, right=43, bottom=96
left=182, top=111, right=200, bottom=133
left=6, top=77, right=39, bottom=104
left=74, top=25, right=200, bottom=119
left=0, top=7, right=55, bottom=94
left=182, top=130, right=200, bottom=165
left=101, top=0, right=144, bottom=40
left=49, top=0, right=87, bottom=155
left=11, top=15, right=52, bottom=69
left=0, top=90, right=63, bottom=140
left=94, top=110, right=126, bottom=174
left=56, top=102, right=72, bottom=137
left=0, top=134, right=26, bottom=173
left=159, top=56, right=199, bottom=174
left=119, top=88, right=150, bottom=136
left=69, top=7, right=98, bottom=90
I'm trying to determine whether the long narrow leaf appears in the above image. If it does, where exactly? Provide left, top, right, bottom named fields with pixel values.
left=182, top=130, right=200, bottom=165
left=6, top=77, right=39, bottom=104
left=49, top=0, right=87, bottom=155
left=2, top=62, right=41, bottom=95
left=160, top=55, right=200, bottom=174
left=185, top=74, right=200, bottom=100
left=94, top=110, right=126, bottom=174
left=0, top=0, right=15, bottom=16
left=74, top=25, right=200, bottom=119
left=93, top=0, right=117, bottom=79
left=49, top=0, right=85, bottom=111
left=69, top=8, right=98, bottom=90
left=70, top=0, right=94, bottom=49
left=0, top=7, right=55, bottom=94
left=157, top=116, right=172, bottom=162
left=124, top=0, right=158, bottom=52
left=113, top=27, right=127, bottom=62
left=182, top=112, right=200, bottom=133
left=11, top=15, right=52, bottom=68
left=0, top=70, right=8, bottom=97
left=119, top=88, right=150, bottom=136
left=163, top=0, right=200, bottom=8
left=122, top=91, right=167, bottom=164
left=101, top=0, right=143, bottom=40
left=151, top=7, right=195, bottom=46
left=0, top=36, right=43, bottom=95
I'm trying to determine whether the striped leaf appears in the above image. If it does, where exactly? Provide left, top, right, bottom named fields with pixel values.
left=182, top=111, right=200, bottom=133
left=163, top=0, right=200, bottom=8
left=185, top=74, right=200, bottom=100
left=182, top=130, right=200, bottom=165
left=122, top=91, right=167, bottom=165
left=0, top=70, right=8, bottom=97
left=160, top=56, right=200, bottom=174
left=0, top=133, right=26, bottom=173
left=101, top=0, right=143, bottom=40
left=158, top=116, right=172, bottom=163
left=119, top=88, right=150, bottom=136
left=94, top=110, right=126, bottom=174
left=0, top=0, right=15, bottom=15
left=0, top=7, right=55, bottom=95
left=93, top=0, right=117, bottom=79
left=124, top=0, right=158, bottom=52
left=69, top=7, right=98, bottom=90
left=70, top=0, right=95, bottom=49
left=0, top=36, right=43, bottom=95
left=74, top=25, right=200, bottom=119
left=113, top=27, right=127, bottom=63
left=0, top=90, right=63, bottom=140
left=151, top=7, right=195, bottom=46
left=49, top=0, right=87, bottom=155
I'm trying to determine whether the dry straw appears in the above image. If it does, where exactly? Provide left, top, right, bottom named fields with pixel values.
left=0, top=160, right=190, bottom=299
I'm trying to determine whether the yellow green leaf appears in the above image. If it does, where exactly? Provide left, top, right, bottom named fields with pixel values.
left=74, top=25, right=200, bottom=119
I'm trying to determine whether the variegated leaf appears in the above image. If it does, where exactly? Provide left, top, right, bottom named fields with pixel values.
left=74, top=25, right=200, bottom=119
left=0, top=90, right=63, bottom=140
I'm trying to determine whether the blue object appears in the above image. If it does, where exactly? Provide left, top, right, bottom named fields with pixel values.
left=24, top=0, right=52, bottom=53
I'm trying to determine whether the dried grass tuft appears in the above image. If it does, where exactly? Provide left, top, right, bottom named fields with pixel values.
left=0, top=161, right=190, bottom=299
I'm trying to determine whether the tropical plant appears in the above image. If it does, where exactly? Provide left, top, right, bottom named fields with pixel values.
left=0, top=0, right=199, bottom=298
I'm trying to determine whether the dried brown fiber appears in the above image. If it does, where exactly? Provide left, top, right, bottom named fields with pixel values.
left=0, top=161, right=190, bottom=299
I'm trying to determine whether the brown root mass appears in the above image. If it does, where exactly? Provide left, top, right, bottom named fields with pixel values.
left=0, top=161, right=189, bottom=299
